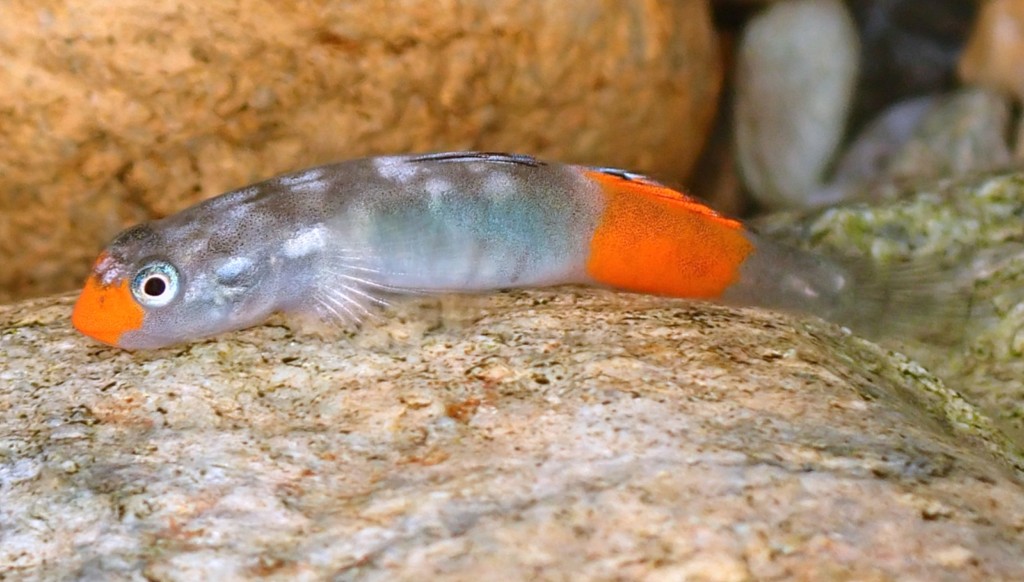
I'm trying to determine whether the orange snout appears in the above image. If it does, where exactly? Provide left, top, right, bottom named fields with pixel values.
left=72, top=275, right=144, bottom=347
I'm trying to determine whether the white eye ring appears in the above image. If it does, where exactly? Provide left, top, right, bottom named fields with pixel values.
left=131, top=260, right=180, bottom=307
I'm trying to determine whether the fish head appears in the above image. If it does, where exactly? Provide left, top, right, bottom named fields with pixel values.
left=72, top=220, right=280, bottom=349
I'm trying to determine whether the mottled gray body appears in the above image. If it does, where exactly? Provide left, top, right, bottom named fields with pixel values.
left=336, top=154, right=603, bottom=290
left=103, top=153, right=603, bottom=348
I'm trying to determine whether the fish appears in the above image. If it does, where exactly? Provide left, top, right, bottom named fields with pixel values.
left=71, top=151, right=956, bottom=349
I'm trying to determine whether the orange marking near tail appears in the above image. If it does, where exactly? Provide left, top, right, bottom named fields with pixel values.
left=72, top=271, right=144, bottom=347
left=584, top=170, right=754, bottom=298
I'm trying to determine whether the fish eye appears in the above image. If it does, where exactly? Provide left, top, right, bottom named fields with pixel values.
left=131, top=260, right=180, bottom=307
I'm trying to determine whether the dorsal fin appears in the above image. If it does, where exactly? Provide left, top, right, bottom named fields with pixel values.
left=585, top=167, right=741, bottom=230
left=408, top=151, right=546, bottom=167
left=589, top=166, right=664, bottom=185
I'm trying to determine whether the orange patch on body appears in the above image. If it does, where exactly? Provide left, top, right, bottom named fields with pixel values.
left=72, top=271, right=144, bottom=347
left=584, top=170, right=754, bottom=298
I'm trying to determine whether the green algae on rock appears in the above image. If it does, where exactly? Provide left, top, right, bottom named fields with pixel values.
left=2, top=290, right=1024, bottom=579
left=757, top=171, right=1024, bottom=440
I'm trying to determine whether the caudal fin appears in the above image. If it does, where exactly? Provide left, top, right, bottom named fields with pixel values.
left=831, top=257, right=973, bottom=345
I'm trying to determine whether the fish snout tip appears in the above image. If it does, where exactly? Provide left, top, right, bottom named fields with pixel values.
left=72, top=274, right=144, bottom=347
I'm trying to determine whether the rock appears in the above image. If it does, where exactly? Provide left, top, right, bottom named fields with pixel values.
left=885, top=88, right=1013, bottom=182
left=2, top=290, right=1024, bottom=579
left=734, top=0, right=860, bottom=209
left=848, top=0, right=978, bottom=134
left=959, top=0, right=1024, bottom=160
left=960, top=0, right=1024, bottom=100
left=0, top=0, right=722, bottom=303
left=818, top=88, right=1014, bottom=203
left=826, top=95, right=938, bottom=190
left=757, top=171, right=1024, bottom=439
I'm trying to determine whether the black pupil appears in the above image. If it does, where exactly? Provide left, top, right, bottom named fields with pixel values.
left=144, top=276, right=167, bottom=297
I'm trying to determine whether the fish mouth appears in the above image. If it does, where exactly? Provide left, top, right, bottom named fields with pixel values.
left=72, top=274, right=144, bottom=347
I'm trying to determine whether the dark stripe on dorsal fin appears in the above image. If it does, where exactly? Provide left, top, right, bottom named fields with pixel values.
left=589, top=166, right=665, bottom=187
left=582, top=167, right=742, bottom=230
left=408, top=151, right=546, bottom=167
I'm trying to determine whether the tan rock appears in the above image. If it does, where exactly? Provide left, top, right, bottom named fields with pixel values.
left=959, top=0, right=1024, bottom=160
left=960, top=0, right=1024, bottom=98
left=2, top=290, right=1023, bottom=579
left=0, top=0, right=721, bottom=302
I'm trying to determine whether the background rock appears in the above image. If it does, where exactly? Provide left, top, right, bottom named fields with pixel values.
left=1, top=290, right=1023, bottom=579
left=960, top=0, right=1024, bottom=101
left=819, top=87, right=1013, bottom=203
left=959, top=0, right=1024, bottom=160
left=734, top=0, right=860, bottom=209
left=884, top=88, right=1012, bottom=182
left=826, top=94, right=938, bottom=191
left=0, top=0, right=721, bottom=303
left=848, top=0, right=977, bottom=135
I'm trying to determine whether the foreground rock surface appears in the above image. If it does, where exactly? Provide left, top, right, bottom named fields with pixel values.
left=2, top=290, right=1023, bottom=580
left=0, top=0, right=721, bottom=302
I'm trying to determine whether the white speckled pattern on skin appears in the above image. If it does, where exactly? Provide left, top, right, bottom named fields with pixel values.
left=372, top=156, right=424, bottom=184
left=282, top=227, right=326, bottom=259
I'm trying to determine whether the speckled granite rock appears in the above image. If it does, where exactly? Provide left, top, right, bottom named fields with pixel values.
left=0, top=0, right=721, bottom=303
left=758, top=171, right=1024, bottom=441
left=2, top=290, right=1023, bottom=580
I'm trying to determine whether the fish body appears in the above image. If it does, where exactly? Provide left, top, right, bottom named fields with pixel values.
left=73, top=152, right=866, bottom=349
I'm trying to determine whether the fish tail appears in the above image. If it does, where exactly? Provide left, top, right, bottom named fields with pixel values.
left=726, top=232, right=972, bottom=342
left=575, top=165, right=971, bottom=344
left=829, top=256, right=973, bottom=344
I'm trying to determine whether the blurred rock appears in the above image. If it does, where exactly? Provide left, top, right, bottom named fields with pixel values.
left=848, top=0, right=978, bottom=134
left=959, top=0, right=1024, bottom=160
left=886, top=88, right=1012, bottom=181
left=2, top=289, right=1023, bottom=579
left=960, top=0, right=1024, bottom=99
left=734, top=0, right=859, bottom=209
left=818, top=88, right=1013, bottom=203
left=828, top=95, right=937, bottom=188
left=0, top=0, right=722, bottom=303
